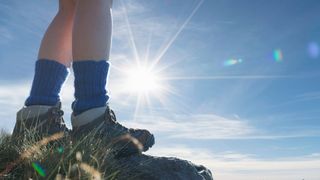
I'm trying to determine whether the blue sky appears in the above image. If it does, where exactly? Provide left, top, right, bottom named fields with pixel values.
left=1, top=0, right=320, bottom=179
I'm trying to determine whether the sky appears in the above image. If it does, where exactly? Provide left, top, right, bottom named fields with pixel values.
left=1, top=0, right=320, bottom=179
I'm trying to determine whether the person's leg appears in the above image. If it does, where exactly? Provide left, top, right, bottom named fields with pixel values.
left=73, top=0, right=112, bottom=61
left=38, top=0, right=77, bottom=67
left=72, top=0, right=113, bottom=115
left=71, top=0, right=155, bottom=157
left=25, top=0, right=76, bottom=106
left=12, top=0, right=76, bottom=138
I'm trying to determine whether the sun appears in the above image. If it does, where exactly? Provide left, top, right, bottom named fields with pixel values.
left=112, top=61, right=172, bottom=118
left=123, top=65, right=163, bottom=94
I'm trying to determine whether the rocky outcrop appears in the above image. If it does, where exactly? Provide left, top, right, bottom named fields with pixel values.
left=106, top=154, right=213, bottom=180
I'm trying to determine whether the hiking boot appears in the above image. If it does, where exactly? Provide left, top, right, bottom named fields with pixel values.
left=12, top=102, right=69, bottom=140
left=71, top=106, right=155, bottom=158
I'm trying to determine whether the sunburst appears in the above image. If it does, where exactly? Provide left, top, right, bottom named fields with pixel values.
left=116, top=0, right=205, bottom=119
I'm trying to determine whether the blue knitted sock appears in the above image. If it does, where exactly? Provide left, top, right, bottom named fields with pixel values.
left=25, top=59, right=69, bottom=106
left=72, top=60, right=110, bottom=115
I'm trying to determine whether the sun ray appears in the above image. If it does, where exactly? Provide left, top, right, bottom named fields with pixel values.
left=144, top=31, right=154, bottom=65
left=150, top=0, right=205, bottom=69
left=120, top=0, right=141, bottom=66
left=144, top=92, right=153, bottom=114
left=133, top=93, right=142, bottom=121
left=110, top=63, right=124, bottom=73
left=161, top=75, right=294, bottom=80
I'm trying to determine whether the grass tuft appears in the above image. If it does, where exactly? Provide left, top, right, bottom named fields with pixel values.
left=0, top=128, right=139, bottom=180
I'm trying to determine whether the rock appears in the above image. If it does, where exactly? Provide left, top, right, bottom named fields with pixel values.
left=105, top=154, right=213, bottom=180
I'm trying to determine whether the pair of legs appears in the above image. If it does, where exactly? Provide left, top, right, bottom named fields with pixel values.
left=25, top=0, right=113, bottom=115
left=39, top=0, right=113, bottom=66
left=13, top=0, right=155, bottom=155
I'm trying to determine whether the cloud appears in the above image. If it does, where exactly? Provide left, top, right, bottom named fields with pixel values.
left=164, top=75, right=295, bottom=80
left=122, top=114, right=236, bottom=139
left=0, top=27, right=14, bottom=43
left=0, top=0, right=55, bottom=37
left=121, top=113, right=320, bottom=140
left=295, top=91, right=320, bottom=102
left=147, top=146, right=320, bottom=180
left=268, top=90, right=320, bottom=110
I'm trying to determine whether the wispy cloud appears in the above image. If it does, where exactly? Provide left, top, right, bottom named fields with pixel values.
left=0, top=0, right=55, bottom=37
left=163, top=75, right=295, bottom=80
left=122, top=113, right=320, bottom=140
left=122, top=114, right=254, bottom=139
left=295, top=91, right=320, bottom=102
left=268, top=90, right=320, bottom=110
left=0, top=27, right=13, bottom=43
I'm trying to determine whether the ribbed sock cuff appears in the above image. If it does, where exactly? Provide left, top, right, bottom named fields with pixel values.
left=72, top=60, right=110, bottom=115
left=25, top=59, right=69, bottom=106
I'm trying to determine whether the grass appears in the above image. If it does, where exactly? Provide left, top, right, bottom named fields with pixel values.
left=0, top=128, right=142, bottom=180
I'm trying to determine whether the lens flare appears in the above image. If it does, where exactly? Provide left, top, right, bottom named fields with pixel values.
left=223, top=59, right=243, bottom=66
left=273, top=49, right=283, bottom=62
left=308, top=42, right=319, bottom=58
left=57, top=147, right=64, bottom=153
left=31, top=162, right=46, bottom=177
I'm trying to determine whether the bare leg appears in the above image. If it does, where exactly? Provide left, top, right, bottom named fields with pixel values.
left=38, top=0, right=76, bottom=67
left=70, top=0, right=155, bottom=154
left=73, top=0, right=113, bottom=61
left=71, top=0, right=113, bottom=114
